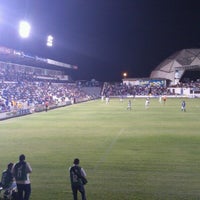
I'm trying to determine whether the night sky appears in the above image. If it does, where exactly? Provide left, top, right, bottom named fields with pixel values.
left=1, top=0, right=200, bottom=82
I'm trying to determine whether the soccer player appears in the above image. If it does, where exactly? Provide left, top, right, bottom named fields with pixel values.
left=181, top=100, right=186, bottom=112
left=159, top=95, right=162, bottom=103
left=145, top=97, right=150, bottom=109
left=162, top=95, right=167, bottom=105
left=127, top=100, right=132, bottom=110
left=105, top=95, right=110, bottom=104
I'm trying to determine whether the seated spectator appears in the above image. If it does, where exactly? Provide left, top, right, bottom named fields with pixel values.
left=0, top=162, right=17, bottom=200
left=0, top=163, right=16, bottom=190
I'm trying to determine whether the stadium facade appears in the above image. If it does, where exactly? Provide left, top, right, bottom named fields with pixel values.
left=150, top=49, right=200, bottom=85
left=0, top=46, right=77, bottom=82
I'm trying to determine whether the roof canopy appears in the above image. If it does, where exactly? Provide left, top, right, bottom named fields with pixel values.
left=150, top=49, right=200, bottom=84
left=0, top=46, right=78, bottom=71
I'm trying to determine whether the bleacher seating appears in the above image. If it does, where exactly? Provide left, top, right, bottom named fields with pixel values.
left=0, top=62, right=101, bottom=114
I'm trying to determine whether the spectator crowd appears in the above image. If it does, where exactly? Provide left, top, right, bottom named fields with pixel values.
left=0, top=63, right=95, bottom=113
left=102, top=82, right=171, bottom=97
left=1, top=61, right=200, bottom=114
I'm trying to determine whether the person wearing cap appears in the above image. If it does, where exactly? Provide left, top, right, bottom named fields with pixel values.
left=12, top=154, right=32, bottom=200
left=69, top=158, right=87, bottom=200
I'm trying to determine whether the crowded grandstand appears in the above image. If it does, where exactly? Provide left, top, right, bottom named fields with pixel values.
left=1, top=46, right=200, bottom=120
left=0, top=46, right=101, bottom=119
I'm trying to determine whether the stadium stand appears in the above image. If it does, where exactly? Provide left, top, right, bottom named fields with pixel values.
left=102, top=82, right=171, bottom=97
left=1, top=46, right=200, bottom=120
left=0, top=47, right=101, bottom=120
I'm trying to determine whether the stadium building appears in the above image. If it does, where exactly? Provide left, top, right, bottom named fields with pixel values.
left=123, top=49, right=200, bottom=87
left=0, top=46, right=78, bottom=83
left=150, top=49, right=200, bottom=85
left=122, top=49, right=200, bottom=97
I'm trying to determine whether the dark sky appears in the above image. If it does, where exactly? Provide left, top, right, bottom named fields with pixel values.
left=1, top=0, right=200, bottom=81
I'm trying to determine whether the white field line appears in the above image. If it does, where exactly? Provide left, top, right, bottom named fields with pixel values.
left=94, top=128, right=124, bottom=170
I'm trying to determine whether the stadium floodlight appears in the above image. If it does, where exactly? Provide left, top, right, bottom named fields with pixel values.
left=0, top=9, right=4, bottom=25
left=46, top=35, right=53, bottom=47
left=0, top=11, right=2, bottom=24
left=123, top=72, right=127, bottom=78
left=19, top=20, right=31, bottom=38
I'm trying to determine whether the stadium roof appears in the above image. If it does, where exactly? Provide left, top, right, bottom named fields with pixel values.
left=150, top=49, right=200, bottom=84
left=0, top=46, right=78, bottom=71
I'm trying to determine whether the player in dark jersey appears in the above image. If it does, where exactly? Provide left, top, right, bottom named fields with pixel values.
left=181, top=100, right=186, bottom=112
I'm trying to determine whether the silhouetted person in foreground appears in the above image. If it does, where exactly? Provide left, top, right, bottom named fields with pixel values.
left=69, top=158, right=87, bottom=200
left=12, top=154, right=32, bottom=200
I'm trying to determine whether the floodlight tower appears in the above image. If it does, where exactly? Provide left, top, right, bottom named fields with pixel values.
left=0, top=11, right=2, bottom=24
left=46, top=35, right=53, bottom=47
left=18, top=20, right=31, bottom=38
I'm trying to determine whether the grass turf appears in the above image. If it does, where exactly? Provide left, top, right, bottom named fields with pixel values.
left=0, top=98, right=200, bottom=200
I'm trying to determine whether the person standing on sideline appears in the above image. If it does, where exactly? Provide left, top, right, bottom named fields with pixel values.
left=69, top=158, right=87, bottom=200
left=181, top=100, right=186, bottom=112
left=12, top=154, right=32, bottom=200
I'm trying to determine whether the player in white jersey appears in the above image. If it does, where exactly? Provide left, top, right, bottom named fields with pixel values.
left=145, top=97, right=150, bottom=109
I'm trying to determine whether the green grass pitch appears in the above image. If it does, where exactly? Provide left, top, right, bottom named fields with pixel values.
left=1, top=98, right=200, bottom=200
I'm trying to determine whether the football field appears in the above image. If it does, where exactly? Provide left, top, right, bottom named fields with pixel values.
left=1, top=98, right=200, bottom=200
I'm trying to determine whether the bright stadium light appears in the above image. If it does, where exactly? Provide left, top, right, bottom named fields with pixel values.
left=0, top=9, right=4, bottom=25
left=0, top=11, right=2, bottom=24
left=19, top=20, right=31, bottom=38
left=123, top=72, right=127, bottom=78
left=46, top=35, right=53, bottom=47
